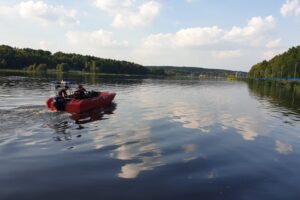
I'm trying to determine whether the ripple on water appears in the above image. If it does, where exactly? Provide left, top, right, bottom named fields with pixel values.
left=0, top=77, right=300, bottom=200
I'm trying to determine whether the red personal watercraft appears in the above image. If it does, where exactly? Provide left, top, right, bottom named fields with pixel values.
left=46, top=81, right=116, bottom=113
left=46, top=91, right=116, bottom=113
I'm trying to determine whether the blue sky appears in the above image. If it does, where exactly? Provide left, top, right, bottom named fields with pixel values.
left=0, top=0, right=300, bottom=71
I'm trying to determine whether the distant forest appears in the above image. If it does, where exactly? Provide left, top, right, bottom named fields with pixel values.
left=148, top=66, right=246, bottom=78
left=0, top=44, right=244, bottom=77
left=0, top=45, right=152, bottom=75
left=249, top=46, right=300, bottom=79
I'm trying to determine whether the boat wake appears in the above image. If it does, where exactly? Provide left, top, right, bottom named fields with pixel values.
left=0, top=105, right=68, bottom=135
left=0, top=103, right=117, bottom=143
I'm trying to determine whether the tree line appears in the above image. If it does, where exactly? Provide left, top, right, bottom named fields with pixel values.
left=148, top=66, right=247, bottom=78
left=248, top=46, right=300, bottom=79
left=0, top=44, right=247, bottom=77
left=0, top=45, right=158, bottom=75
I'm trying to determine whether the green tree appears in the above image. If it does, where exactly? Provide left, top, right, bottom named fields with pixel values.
left=0, top=59, right=6, bottom=68
left=249, top=46, right=300, bottom=78
left=0, top=44, right=152, bottom=75
left=26, top=64, right=37, bottom=72
left=56, top=63, right=70, bottom=72
left=36, top=63, right=47, bottom=72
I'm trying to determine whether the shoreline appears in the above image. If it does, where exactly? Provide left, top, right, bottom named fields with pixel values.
left=0, top=69, right=159, bottom=78
left=0, top=69, right=232, bottom=79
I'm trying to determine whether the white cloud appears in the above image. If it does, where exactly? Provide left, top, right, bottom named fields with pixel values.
left=66, top=30, right=129, bottom=47
left=143, top=33, right=174, bottom=47
left=144, top=26, right=224, bottom=48
left=266, top=38, right=281, bottom=49
left=0, top=1, right=79, bottom=27
left=212, top=50, right=242, bottom=59
left=39, top=40, right=52, bottom=50
left=262, top=49, right=286, bottom=61
left=224, top=16, right=276, bottom=46
left=281, top=0, right=300, bottom=16
left=95, top=0, right=135, bottom=13
left=0, top=5, right=14, bottom=16
left=263, top=50, right=278, bottom=60
left=175, top=26, right=224, bottom=47
left=95, top=0, right=161, bottom=28
left=143, top=16, right=276, bottom=49
left=136, top=15, right=278, bottom=68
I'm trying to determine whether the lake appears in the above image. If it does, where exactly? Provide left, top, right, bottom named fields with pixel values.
left=0, top=73, right=300, bottom=200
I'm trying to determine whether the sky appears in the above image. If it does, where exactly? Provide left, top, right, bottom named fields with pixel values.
left=0, top=0, right=300, bottom=71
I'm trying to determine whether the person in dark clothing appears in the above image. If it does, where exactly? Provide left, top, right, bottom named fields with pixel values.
left=77, top=84, right=86, bottom=92
left=74, top=84, right=86, bottom=99
left=54, top=85, right=69, bottom=111
left=58, top=85, right=69, bottom=98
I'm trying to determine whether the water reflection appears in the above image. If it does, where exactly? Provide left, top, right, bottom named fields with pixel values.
left=0, top=105, right=52, bottom=136
left=47, top=103, right=116, bottom=141
left=110, top=127, right=163, bottom=179
left=182, top=144, right=199, bottom=162
left=171, top=102, right=214, bottom=132
left=182, top=144, right=197, bottom=153
left=275, top=140, right=293, bottom=155
left=1, top=75, right=300, bottom=200
left=169, top=102, right=270, bottom=141
left=71, top=103, right=117, bottom=125
left=207, top=169, right=218, bottom=180
left=220, top=114, right=262, bottom=141
left=248, top=80, right=300, bottom=116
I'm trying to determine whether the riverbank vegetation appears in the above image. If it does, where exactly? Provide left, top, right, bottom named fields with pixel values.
left=148, top=66, right=247, bottom=78
left=248, top=46, right=300, bottom=79
left=0, top=45, right=151, bottom=75
left=0, top=44, right=244, bottom=78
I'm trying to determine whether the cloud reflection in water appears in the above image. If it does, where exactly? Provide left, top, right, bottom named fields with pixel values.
left=170, top=102, right=214, bottom=132
left=275, top=140, right=293, bottom=155
left=168, top=101, right=271, bottom=141
left=109, top=127, right=163, bottom=179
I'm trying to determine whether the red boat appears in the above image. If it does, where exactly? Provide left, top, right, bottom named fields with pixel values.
left=46, top=91, right=116, bottom=113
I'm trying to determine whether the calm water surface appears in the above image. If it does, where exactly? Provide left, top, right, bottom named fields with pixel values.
left=0, top=74, right=300, bottom=200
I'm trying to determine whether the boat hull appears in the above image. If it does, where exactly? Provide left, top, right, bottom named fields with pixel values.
left=46, top=92, right=116, bottom=113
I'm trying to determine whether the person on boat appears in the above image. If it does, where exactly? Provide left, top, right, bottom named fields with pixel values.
left=77, top=84, right=86, bottom=93
left=53, top=85, right=69, bottom=111
left=74, top=84, right=86, bottom=99
left=58, top=85, right=69, bottom=98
